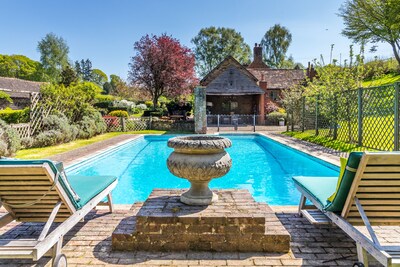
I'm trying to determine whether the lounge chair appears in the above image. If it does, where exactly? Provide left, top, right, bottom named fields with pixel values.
left=0, top=159, right=117, bottom=267
left=293, top=152, right=400, bottom=267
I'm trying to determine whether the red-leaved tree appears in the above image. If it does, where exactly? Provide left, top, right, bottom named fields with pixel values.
left=128, top=34, right=197, bottom=108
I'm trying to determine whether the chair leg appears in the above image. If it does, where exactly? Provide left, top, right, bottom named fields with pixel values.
left=298, top=194, right=306, bottom=216
left=107, top=193, right=114, bottom=213
left=356, top=242, right=369, bottom=267
left=51, top=236, right=63, bottom=266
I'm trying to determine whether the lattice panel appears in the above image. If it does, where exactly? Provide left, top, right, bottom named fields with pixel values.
left=10, top=123, right=31, bottom=139
left=103, top=116, right=122, bottom=132
left=125, top=118, right=149, bottom=131
left=361, top=84, right=395, bottom=150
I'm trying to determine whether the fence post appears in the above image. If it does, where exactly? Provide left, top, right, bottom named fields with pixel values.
left=301, top=97, right=305, bottom=132
left=149, top=116, right=152, bottom=130
left=333, top=95, right=338, bottom=140
left=253, top=114, right=256, bottom=132
left=395, top=83, right=400, bottom=150
left=291, top=110, right=294, bottom=131
left=121, top=117, right=126, bottom=132
left=217, top=115, right=220, bottom=132
left=357, top=88, right=363, bottom=147
left=315, top=95, right=319, bottom=136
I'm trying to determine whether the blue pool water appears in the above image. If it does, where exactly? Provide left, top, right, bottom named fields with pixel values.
left=66, top=134, right=339, bottom=205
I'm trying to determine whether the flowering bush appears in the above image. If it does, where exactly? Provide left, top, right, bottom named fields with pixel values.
left=265, top=102, right=279, bottom=114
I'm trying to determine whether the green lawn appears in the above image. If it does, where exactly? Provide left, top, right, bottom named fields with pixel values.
left=15, top=130, right=166, bottom=159
left=282, top=130, right=367, bottom=152
left=362, top=73, right=400, bottom=87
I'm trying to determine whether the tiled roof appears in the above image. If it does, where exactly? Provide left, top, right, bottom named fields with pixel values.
left=0, top=77, right=43, bottom=98
left=247, top=69, right=305, bottom=90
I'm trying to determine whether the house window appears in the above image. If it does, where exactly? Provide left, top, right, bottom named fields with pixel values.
left=270, top=91, right=280, bottom=101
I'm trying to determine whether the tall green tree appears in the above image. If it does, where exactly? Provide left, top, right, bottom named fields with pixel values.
left=91, top=69, right=108, bottom=86
left=339, top=0, right=400, bottom=68
left=0, top=54, right=47, bottom=81
left=191, top=27, right=251, bottom=77
left=260, top=24, right=292, bottom=68
left=37, top=33, right=69, bottom=82
left=74, top=59, right=93, bottom=81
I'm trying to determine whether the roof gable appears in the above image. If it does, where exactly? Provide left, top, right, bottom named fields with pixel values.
left=205, top=65, right=265, bottom=95
left=200, top=56, right=258, bottom=86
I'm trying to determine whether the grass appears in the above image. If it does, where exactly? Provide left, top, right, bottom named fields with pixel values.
left=15, top=130, right=166, bottom=159
left=282, top=130, right=367, bottom=152
left=362, top=73, right=400, bottom=87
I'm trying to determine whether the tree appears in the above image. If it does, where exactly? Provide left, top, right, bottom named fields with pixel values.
left=129, top=34, right=197, bottom=108
left=92, top=69, right=108, bottom=86
left=339, top=0, right=400, bottom=68
left=75, top=59, right=93, bottom=81
left=260, top=24, right=292, bottom=68
left=0, top=54, right=47, bottom=81
left=191, top=27, right=251, bottom=77
left=60, top=65, right=78, bottom=86
left=37, top=33, right=69, bottom=82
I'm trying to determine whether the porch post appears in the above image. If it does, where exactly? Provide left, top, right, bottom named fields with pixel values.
left=194, top=86, right=207, bottom=134
left=258, top=94, right=265, bottom=124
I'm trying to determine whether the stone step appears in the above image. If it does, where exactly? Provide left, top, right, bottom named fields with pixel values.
left=112, top=189, right=290, bottom=253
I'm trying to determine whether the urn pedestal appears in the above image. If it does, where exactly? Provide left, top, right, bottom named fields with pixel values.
left=167, top=135, right=232, bottom=205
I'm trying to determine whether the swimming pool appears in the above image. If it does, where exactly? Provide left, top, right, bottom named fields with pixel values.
left=66, top=134, right=339, bottom=205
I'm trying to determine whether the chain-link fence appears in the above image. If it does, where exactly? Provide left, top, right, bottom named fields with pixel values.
left=295, top=82, right=400, bottom=151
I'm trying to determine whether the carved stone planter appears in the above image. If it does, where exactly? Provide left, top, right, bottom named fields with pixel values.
left=167, top=135, right=232, bottom=205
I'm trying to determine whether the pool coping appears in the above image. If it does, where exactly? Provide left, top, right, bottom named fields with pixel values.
left=60, top=132, right=341, bottom=208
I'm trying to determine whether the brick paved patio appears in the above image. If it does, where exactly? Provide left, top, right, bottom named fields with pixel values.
left=1, top=133, right=397, bottom=266
left=1, top=204, right=392, bottom=267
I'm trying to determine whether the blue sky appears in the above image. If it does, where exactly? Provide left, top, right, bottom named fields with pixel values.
left=0, top=0, right=393, bottom=79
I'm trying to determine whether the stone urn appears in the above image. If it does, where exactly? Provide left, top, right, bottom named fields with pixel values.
left=167, top=135, right=232, bottom=205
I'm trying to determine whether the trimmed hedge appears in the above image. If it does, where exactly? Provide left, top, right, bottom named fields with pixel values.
left=109, top=110, right=128, bottom=118
left=0, top=108, right=30, bottom=124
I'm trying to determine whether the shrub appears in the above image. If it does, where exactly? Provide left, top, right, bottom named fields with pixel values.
left=0, top=107, right=30, bottom=124
left=266, top=111, right=287, bottom=123
left=93, top=101, right=112, bottom=109
left=136, top=103, right=147, bottom=110
left=33, top=130, right=62, bottom=147
left=0, top=119, right=21, bottom=156
left=20, top=137, right=34, bottom=149
left=95, top=94, right=116, bottom=102
left=144, top=100, right=154, bottom=108
left=76, top=107, right=106, bottom=139
left=42, top=114, right=78, bottom=143
left=109, top=110, right=129, bottom=117
left=113, top=99, right=136, bottom=111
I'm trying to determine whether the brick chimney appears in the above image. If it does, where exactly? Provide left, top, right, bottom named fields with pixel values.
left=248, top=43, right=269, bottom=69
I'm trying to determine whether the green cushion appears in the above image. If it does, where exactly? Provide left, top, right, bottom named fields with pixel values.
left=327, top=157, right=347, bottom=202
left=293, top=176, right=339, bottom=207
left=324, top=152, right=363, bottom=212
left=0, top=159, right=117, bottom=210
left=67, top=175, right=116, bottom=209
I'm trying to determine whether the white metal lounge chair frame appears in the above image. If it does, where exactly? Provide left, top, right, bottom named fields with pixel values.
left=0, top=163, right=117, bottom=267
left=296, top=152, right=400, bottom=267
